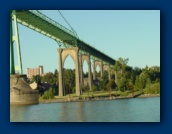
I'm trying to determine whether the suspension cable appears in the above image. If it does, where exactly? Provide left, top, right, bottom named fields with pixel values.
left=58, top=10, right=78, bottom=37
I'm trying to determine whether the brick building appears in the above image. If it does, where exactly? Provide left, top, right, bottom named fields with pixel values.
left=27, top=66, right=44, bottom=79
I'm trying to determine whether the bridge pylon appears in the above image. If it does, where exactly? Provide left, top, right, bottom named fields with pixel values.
left=10, top=11, right=38, bottom=105
left=10, top=10, right=23, bottom=74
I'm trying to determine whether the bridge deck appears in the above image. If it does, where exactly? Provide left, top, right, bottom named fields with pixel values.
left=14, top=10, right=115, bottom=65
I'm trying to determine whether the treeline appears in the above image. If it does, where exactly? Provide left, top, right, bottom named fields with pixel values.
left=30, top=68, right=79, bottom=99
left=29, top=57, right=160, bottom=99
left=112, top=57, right=160, bottom=94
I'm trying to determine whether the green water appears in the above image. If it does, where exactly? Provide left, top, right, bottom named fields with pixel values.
left=10, top=97, right=160, bottom=122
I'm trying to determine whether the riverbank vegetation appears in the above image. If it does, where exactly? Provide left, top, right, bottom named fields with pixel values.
left=29, top=57, right=160, bottom=100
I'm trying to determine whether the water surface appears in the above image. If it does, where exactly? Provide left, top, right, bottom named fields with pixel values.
left=10, top=97, right=160, bottom=122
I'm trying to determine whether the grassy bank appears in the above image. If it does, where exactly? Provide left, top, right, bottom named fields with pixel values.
left=39, top=90, right=160, bottom=103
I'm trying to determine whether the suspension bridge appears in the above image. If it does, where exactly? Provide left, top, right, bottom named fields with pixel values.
left=10, top=10, right=116, bottom=104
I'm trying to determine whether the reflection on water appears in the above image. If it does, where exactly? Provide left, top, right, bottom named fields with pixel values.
left=59, top=101, right=85, bottom=122
left=10, top=97, right=160, bottom=122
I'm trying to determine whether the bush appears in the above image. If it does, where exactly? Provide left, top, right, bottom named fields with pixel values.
left=83, top=85, right=89, bottom=92
left=92, top=84, right=98, bottom=92
left=144, top=82, right=160, bottom=94
left=41, top=89, right=54, bottom=100
left=72, top=87, right=76, bottom=93
left=52, top=84, right=58, bottom=95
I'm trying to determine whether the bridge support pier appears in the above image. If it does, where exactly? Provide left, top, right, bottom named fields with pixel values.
left=93, top=60, right=103, bottom=80
left=80, top=54, right=92, bottom=91
left=10, top=75, right=39, bottom=105
left=79, top=55, right=84, bottom=92
left=58, top=47, right=81, bottom=96
left=103, top=64, right=111, bottom=80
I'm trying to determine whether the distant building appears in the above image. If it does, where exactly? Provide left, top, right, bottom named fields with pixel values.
left=27, top=65, right=44, bottom=79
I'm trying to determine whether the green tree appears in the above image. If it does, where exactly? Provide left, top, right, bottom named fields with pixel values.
left=41, top=88, right=54, bottom=100
left=53, top=69, right=58, bottom=84
left=63, top=69, right=75, bottom=94
left=99, top=70, right=109, bottom=91
left=92, top=84, right=98, bottom=92
left=134, top=75, right=140, bottom=91
left=144, top=82, right=160, bottom=94
left=107, top=80, right=117, bottom=97
left=83, top=83, right=89, bottom=92
left=42, top=72, right=54, bottom=83
left=54, top=69, right=58, bottom=75
left=30, top=75, right=42, bottom=84
left=131, top=67, right=141, bottom=84
left=139, top=71, right=148, bottom=92
left=113, top=57, right=130, bottom=92
left=52, top=83, right=58, bottom=95
left=118, top=77, right=127, bottom=92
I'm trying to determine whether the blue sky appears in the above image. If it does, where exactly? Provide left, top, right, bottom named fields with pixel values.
left=14, top=10, right=160, bottom=74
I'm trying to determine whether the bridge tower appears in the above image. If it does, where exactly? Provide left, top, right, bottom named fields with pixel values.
left=10, top=10, right=38, bottom=105
left=10, top=10, right=23, bottom=74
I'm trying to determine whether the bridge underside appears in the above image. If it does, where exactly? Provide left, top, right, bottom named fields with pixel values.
left=14, top=10, right=115, bottom=65
left=11, top=10, right=116, bottom=96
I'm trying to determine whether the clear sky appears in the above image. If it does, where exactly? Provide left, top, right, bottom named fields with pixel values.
left=14, top=10, right=160, bottom=74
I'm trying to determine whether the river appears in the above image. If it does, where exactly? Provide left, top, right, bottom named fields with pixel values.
left=10, top=97, right=160, bottom=122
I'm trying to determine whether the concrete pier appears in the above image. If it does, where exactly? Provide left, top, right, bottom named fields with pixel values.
left=58, top=47, right=81, bottom=96
left=10, top=75, right=39, bottom=105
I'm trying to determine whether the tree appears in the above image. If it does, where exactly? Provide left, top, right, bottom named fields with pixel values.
left=41, top=88, right=54, bottom=100
left=30, top=75, right=42, bottom=84
left=53, top=69, right=58, bottom=83
left=83, top=84, right=89, bottom=92
left=99, top=70, right=109, bottom=91
left=52, top=83, right=58, bottom=95
left=107, top=80, right=117, bottom=97
left=83, top=72, right=88, bottom=78
left=144, top=82, right=160, bottom=94
left=114, top=57, right=129, bottom=83
left=42, top=72, right=54, bottom=83
left=113, top=57, right=130, bottom=92
left=139, top=71, right=148, bottom=92
left=134, top=75, right=140, bottom=91
left=54, top=69, right=58, bottom=75
left=131, top=67, right=142, bottom=85
left=92, top=84, right=98, bottom=92
left=63, top=69, right=75, bottom=95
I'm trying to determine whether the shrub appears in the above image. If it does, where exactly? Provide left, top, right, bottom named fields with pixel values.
left=144, top=82, right=160, bottom=94
left=41, top=89, right=54, bottom=100
left=72, top=87, right=76, bottom=93
left=83, top=85, right=89, bottom=92
left=92, top=84, right=98, bottom=92
left=51, top=84, right=58, bottom=95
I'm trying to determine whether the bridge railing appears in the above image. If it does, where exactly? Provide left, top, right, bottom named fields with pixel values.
left=29, top=10, right=77, bottom=38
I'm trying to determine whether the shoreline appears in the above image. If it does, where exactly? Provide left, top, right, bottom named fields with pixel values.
left=39, top=94, right=160, bottom=104
left=137, top=94, right=160, bottom=98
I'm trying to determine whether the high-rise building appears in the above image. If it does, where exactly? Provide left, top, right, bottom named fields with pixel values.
left=27, top=66, right=44, bottom=79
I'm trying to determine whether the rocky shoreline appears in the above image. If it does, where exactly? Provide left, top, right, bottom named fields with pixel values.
left=137, top=94, right=160, bottom=98
left=39, top=94, right=160, bottom=104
